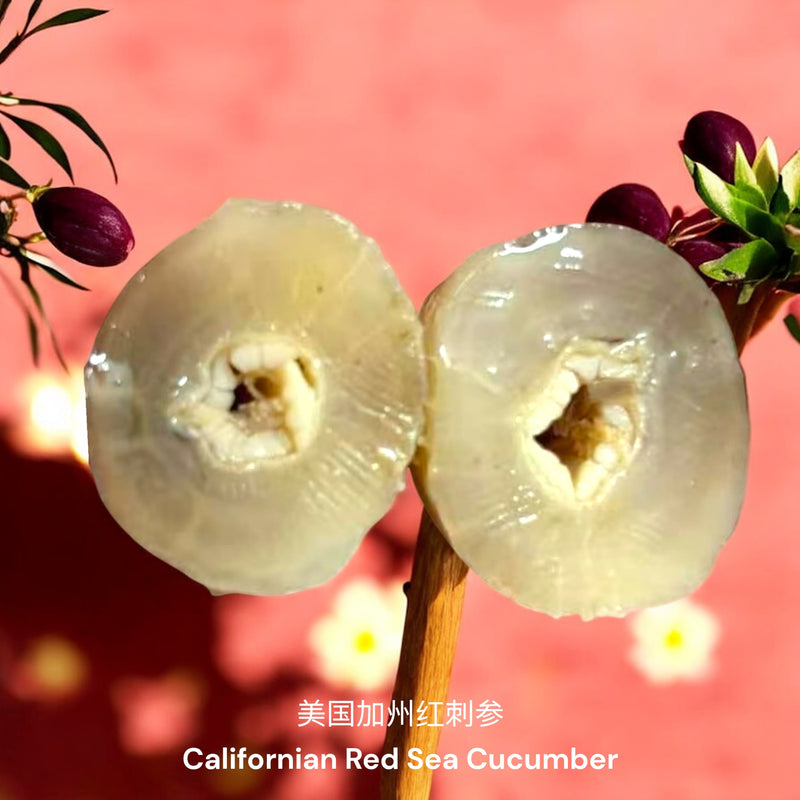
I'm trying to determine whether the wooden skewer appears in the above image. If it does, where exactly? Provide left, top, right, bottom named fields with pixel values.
left=380, top=510, right=469, bottom=800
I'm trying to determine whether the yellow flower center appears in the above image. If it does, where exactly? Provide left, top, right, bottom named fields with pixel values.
left=664, top=628, right=683, bottom=649
left=354, top=631, right=376, bottom=653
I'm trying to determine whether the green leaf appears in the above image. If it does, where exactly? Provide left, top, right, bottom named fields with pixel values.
left=0, top=121, right=9, bottom=159
left=770, top=148, right=800, bottom=221
left=0, top=33, right=24, bottom=66
left=770, top=175, right=792, bottom=220
left=699, top=238, right=778, bottom=282
left=10, top=96, right=117, bottom=181
left=784, top=311, right=800, bottom=343
left=689, top=159, right=732, bottom=215
left=20, top=246, right=89, bottom=290
left=16, top=254, right=68, bottom=369
left=0, top=0, right=14, bottom=26
left=0, top=265, right=41, bottom=364
left=26, top=307, right=40, bottom=363
left=733, top=142, right=766, bottom=209
left=24, top=0, right=46, bottom=31
left=778, top=148, right=800, bottom=211
left=752, top=137, right=779, bottom=201
left=737, top=283, right=757, bottom=304
left=691, top=160, right=786, bottom=245
left=0, top=111, right=73, bottom=181
left=27, top=8, right=107, bottom=35
left=0, top=158, right=30, bottom=189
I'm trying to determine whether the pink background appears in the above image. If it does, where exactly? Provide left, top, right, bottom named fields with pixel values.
left=1, top=0, right=799, bottom=798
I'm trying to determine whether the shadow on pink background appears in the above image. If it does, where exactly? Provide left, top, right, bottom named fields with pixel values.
left=1, top=0, right=799, bottom=798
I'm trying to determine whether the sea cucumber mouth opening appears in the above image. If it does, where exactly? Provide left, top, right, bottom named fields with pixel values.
left=525, top=337, right=650, bottom=503
left=168, top=335, right=321, bottom=469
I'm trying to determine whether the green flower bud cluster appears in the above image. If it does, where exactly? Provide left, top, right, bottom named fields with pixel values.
left=587, top=111, right=800, bottom=308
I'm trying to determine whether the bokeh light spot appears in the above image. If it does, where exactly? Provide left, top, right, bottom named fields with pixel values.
left=112, top=671, right=204, bottom=756
left=11, top=635, right=89, bottom=701
left=13, top=370, right=89, bottom=464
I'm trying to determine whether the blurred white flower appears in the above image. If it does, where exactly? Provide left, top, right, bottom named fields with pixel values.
left=309, top=578, right=406, bottom=691
left=628, top=597, right=720, bottom=685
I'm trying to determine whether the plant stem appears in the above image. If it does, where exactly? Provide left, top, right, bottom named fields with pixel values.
left=713, top=282, right=790, bottom=355
left=748, top=287, right=793, bottom=341
left=380, top=510, right=469, bottom=800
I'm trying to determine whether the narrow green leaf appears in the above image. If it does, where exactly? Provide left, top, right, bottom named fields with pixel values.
left=0, top=33, right=24, bottom=66
left=690, top=160, right=732, bottom=217
left=737, top=283, right=757, bottom=304
left=778, top=148, right=800, bottom=211
left=752, top=137, right=779, bottom=201
left=0, top=158, right=30, bottom=189
left=0, top=0, right=14, bottom=26
left=692, top=161, right=785, bottom=245
left=17, top=254, right=68, bottom=369
left=699, top=238, right=778, bottom=281
left=27, top=8, right=107, bottom=35
left=0, top=266, right=41, bottom=364
left=20, top=246, right=89, bottom=289
left=0, top=121, right=9, bottom=159
left=783, top=312, right=800, bottom=343
left=0, top=111, right=73, bottom=181
left=770, top=175, right=792, bottom=220
left=27, top=309, right=40, bottom=362
left=10, top=96, right=117, bottom=181
left=733, top=142, right=766, bottom=209
left=24, top=0, right=46, bottom=31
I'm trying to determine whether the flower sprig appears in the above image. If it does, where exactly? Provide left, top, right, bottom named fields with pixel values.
left=0, top=0, right=132, bottom=367
left=683, top=132, right=800, bottom=300
left=0, top=0, right=107, bottom=67
left=587, top=110, right=800, bottom=341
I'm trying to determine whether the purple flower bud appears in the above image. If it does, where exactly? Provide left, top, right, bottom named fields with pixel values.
left=33, top=187, right=134, bottom=267
left=586, top=183, right=671, bottom=242
left=680, top=111, right=756, bottom=184
left=671, top=239, right=727, bottom=268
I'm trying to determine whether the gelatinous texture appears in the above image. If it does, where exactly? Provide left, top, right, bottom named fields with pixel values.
left=414, top=224, right=749, bottom=620
left=85, top=200, right=425, bottom=595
